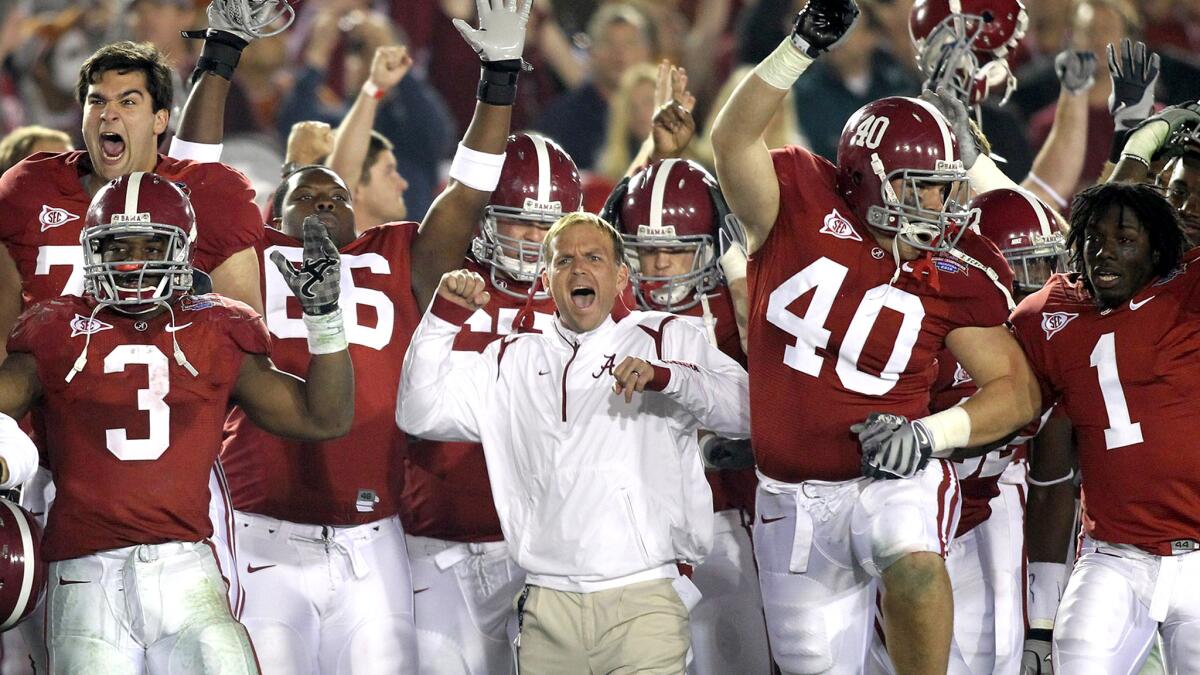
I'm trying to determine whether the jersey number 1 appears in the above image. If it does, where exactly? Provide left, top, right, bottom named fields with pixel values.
left=1089, top=332, right=1143, bottom=449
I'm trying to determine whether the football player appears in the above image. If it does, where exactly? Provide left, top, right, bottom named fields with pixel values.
left=604, top=157, right=771, bottom=674
left=711, top=0, right=1041, bottom=672
left=0, top=171, right=352, bottom=674
left=1009, top=180, right=1200, bottom=673
left=218, top=3, right=533, bottom=673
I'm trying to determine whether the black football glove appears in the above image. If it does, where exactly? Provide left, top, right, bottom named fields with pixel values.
left=791, top=0, right=860, bottom=58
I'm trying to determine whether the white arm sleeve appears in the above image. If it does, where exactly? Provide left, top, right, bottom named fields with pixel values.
left=167, top=138, right=224, bottom=163
left=656, top=320, right=750, bottom=438
left=0, top=413, right=36, bottom=490
left=396, top=309, right=493, bottom=443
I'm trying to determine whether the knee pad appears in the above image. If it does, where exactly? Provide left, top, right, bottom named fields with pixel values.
left=852, top=502, right=935, bottom=577
left=758, top=570, right=836, bottom=674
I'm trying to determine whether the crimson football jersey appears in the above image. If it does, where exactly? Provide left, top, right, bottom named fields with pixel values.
left=7, top=294, right=268, bottom=561
left=748, top=146, right=1014, bottom=483
left=0, top=151, right=263, bottom=307
left=1010, top=255, right=1200, bottom=556
left=930, top=353, right=1019, bottom=536
left=221, top=223, right=422, bottom=526
left=401, top=258, right=637, bottom=542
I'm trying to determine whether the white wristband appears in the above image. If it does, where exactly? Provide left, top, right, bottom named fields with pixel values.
left=920, top=406, right=972, bottom=457
left=753, top=37, right=814, bottom=91
left=0, top=412, right=37, bottom=490
left=303, top=308, right=348, bottom=355
left=449, top=143, right=507, bottom=192
left=167, top=137, right=224, bottom=163
left=719, top=245, right=748, bottom=283
left=966, top=153, right=1018, bottom=194
left=361, top=80, right=384, bottom=100
left=1027, top=561, right=1068, bottom=629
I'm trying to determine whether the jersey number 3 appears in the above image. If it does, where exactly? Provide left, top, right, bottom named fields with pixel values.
left=767, top=257, right=925, bottom=395
left=104, top=345, right=170, bottom=461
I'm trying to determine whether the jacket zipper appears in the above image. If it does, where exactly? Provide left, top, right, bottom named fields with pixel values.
left=561, top=342, right=579, bottom=422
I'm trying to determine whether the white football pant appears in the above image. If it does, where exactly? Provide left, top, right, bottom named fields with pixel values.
left=46, top=541, right=257, bottom=674
left=405, top=535, right=525, bottom=675
left=235, top=512, right=417, bottom=675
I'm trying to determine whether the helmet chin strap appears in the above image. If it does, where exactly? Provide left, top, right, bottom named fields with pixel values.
left=65, top=299, right=198, bottom=383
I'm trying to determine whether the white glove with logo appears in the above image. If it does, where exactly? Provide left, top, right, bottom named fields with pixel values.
left=453, top=0, right=534, bottom=63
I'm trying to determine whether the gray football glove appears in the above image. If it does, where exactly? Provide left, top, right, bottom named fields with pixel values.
left=791, top=0, right=860, bottom=58
left=919, top=87, right=980, bottom=169
left=699, top=435, right=755, bottom=471
left=852, top=413, right=934, bottom=480
left=453, top=0, right=534, bottom=63
left=1107, top=38, right=1160, bottom=131
left=1055, top=49, right=1096, bottom=95
left=1021, top=630, right=1053, bottom=675
left=206, top=0, right=295, bottom=43
left=270, top=215, right=342, bottom=316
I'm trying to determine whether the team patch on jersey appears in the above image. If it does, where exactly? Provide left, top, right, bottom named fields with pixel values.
left=819, top=209, right=861, bottom=241
left=180, top=295, right=218, bottom=312
left=69, top=314, right=113, bottom=337
left=952, top=362, right=972, bottom=386
left=1040, top=311, right=1078, bottom=340
left=933, top=257, right=967, bottom=275
left=39, top=205, right=79, bottom=232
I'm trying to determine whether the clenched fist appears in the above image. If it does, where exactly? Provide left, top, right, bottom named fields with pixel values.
left=437, top=269, right=492, bottom=311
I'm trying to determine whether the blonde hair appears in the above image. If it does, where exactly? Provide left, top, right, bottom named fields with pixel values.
left=691, top=65, right=804, bottom=171
left=596, top=63, right=659, bottom=181
left=0, top=126, right=71, bottom=175
left=541, top=212, right=626, bottom=265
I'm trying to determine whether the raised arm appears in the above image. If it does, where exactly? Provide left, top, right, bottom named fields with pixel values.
left=327, top=45, right=412, bottom=191
left=409, top=0, right=533, bottom=309
left=624, top=61, right=697, bottom=178
left=711, top=0, right=858, bottom=254
left=396, top=270, right=494, bottom=442
left=233, top=216, right=353, bottom=440
left=1021, top=50, right=1094, bottom=209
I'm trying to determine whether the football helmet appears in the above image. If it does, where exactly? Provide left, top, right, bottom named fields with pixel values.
left=909, top=0, right=1028, bottom=107
left=0, top=499, right=46, bottom=632
left=836, top=96, right=978, bottom=252
left=82, top=172, right=196, bottom=312
left=472, top=133, right=582, bottom=298
left=971, top=187, right=1065, bottom=293
left=603, top=159, right=724, bottom=312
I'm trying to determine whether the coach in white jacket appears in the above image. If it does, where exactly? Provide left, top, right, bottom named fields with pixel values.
left=397, top=212, right=749, bottom=673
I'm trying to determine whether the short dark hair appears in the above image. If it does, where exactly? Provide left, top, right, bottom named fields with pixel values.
left=359, top=131, right=394, bottom=186
left=1066, top=181, right=1186, bottom=284
left=76, top=41, right=174, bottom=114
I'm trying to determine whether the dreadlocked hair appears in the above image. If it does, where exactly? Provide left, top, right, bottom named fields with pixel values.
left=1065, top=181, right=1186, bottom=284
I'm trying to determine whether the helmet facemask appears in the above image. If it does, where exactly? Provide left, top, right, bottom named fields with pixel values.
left=472, top=204, right=560, bottom=299
left=915, top=11, right=1021, bottom=110
left=82, top=222, right=194, bottom=314
left=1003, top=232, right=1067, bottom=294
left=867, top=158, right=979, bottom=253
left=623, top=231, right=719, bottom=312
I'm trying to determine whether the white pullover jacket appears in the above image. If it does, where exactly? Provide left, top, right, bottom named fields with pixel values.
left=397, top=297, right=750, bottom=592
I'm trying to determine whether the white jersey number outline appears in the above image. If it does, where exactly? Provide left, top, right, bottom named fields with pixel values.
left=766, top=256, right=925, bottom=395
left=35, top=245, right=85, bottom=297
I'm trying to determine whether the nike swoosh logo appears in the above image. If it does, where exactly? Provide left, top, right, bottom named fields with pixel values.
left=760, top=515, right=786, bottom=524
left=1129, top=296, right=1155, bottom=311
left=164, top=322, right=193, bottom=333
left=246, top=563, right=276, bottom=574
left=57, top=576, right=88, bottom=586
left=538, top=370, right=550, bottom=376
left=413, top=587, right=431, bottom=594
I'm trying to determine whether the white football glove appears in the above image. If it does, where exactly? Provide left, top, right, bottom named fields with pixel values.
left=453, top=0, right=534, bottom=63
left=919, top=87, right=980, bottom=170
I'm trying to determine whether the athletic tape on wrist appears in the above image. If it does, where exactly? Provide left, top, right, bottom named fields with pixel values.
left=449, top=142, right=507, bottom=192
left=966, top=153, right=1015, bottom=194
left=719, top=245, right=747, bottom=283
left=361, top=80, right=384, bottom=100
left=920, top=406, right=972, bottom=457
left=1122, top=119, right=1170, bottom=166
left=303, top=307, right=348, bottom=355
left=168, top=138, right=224, bottom=164
left=1027, top=562, right=1068, bottom=627
left=753, top=38, right=813, bottom=91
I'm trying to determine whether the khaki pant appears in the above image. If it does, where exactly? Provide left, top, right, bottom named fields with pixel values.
left=516, top=579, right=690, bottom=674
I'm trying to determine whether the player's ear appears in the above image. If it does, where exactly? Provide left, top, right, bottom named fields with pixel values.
left=153, top=108, right=169, bottom=137
left=617, top=261, right=629, bottom=291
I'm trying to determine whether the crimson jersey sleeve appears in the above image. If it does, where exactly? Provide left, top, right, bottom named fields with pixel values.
left=158, top=158, right=264, bottom=274
left=1009, top=278, right=1065, bottom=411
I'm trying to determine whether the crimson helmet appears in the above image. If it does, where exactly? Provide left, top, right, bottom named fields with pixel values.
left=836, top=97, right=978, bottom=252
left=909, top=0, right=1028, bottom=106
left=82, top=172, right=196, bottom=312
left=971, top=188, right=1064, bottom=294
left=602, top=159, right=725, bottom=312
left=0, top=499, right=46, bottom=632
left=472, top=133, right=582, bottom=297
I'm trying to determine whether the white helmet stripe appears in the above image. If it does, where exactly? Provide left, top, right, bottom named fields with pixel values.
left=1013, top=187, right=1053, bottom=237
left=124, top=171, right=146, bottom=216
left=0, top=499, right=34, bottom=631
left=909, top=97, right=955, bottom=163
left=530, top=135, right=551, bottom=204
left=649, top=159, right=681, bottom=230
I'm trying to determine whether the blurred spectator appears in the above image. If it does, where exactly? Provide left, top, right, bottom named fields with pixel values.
left=595, top=62, right=658, bottom=182
left=0, top=125, right=71, bottom=174
left=790, top=4, right=918, bottom=161
left=534, top=2, right=654, bottom=170
left=1139, top=0, right=1200, bottom=54
left=277, top=5, right=451, bottom=220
